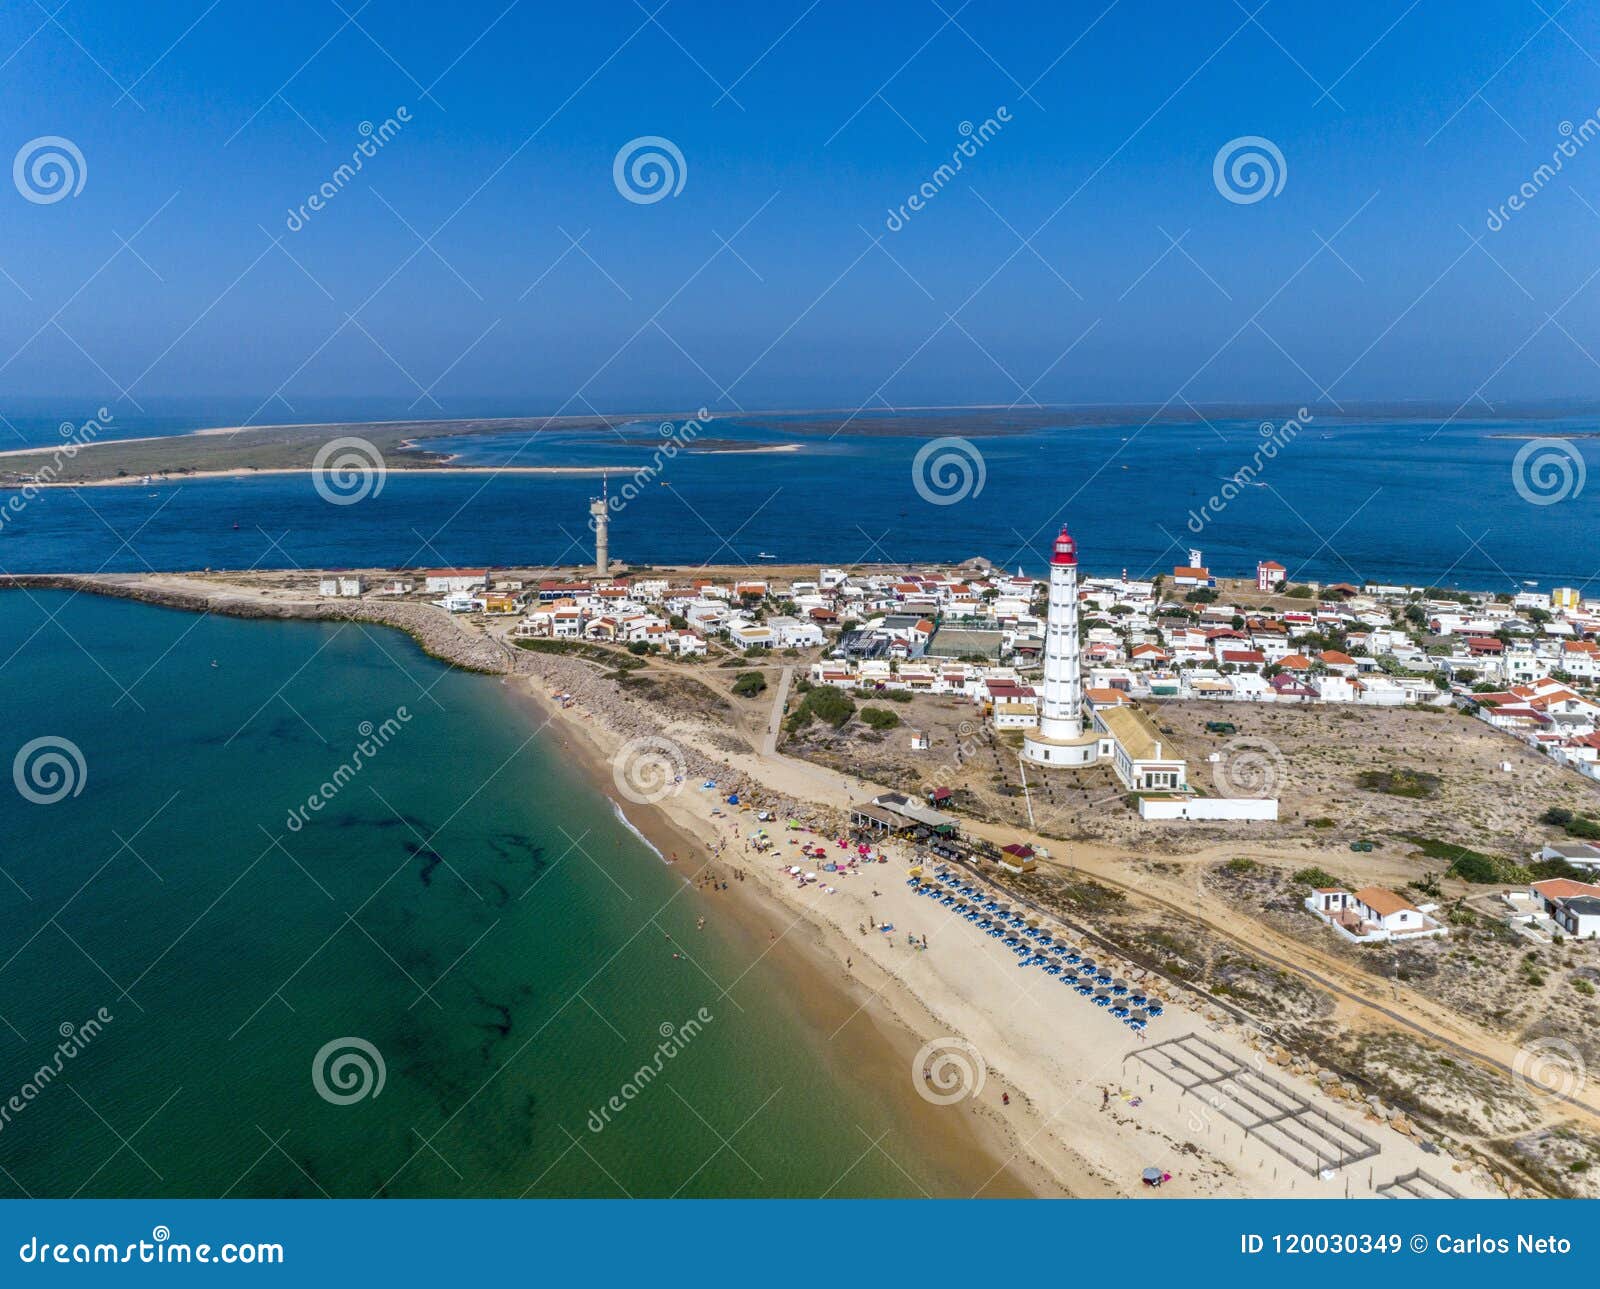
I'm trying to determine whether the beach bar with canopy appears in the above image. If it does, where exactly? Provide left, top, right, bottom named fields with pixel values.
left=850, top=792, right=960, bottom=838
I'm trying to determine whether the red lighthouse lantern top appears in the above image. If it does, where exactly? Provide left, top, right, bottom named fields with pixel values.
left=1050, top=526, right=1077, bottom=567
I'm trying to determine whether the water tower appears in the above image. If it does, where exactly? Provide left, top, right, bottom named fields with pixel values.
left=590, top=475, right=610, bottom=577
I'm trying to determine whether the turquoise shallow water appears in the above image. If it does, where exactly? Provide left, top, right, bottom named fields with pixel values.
left=0, top=591, right=957, bottom=1198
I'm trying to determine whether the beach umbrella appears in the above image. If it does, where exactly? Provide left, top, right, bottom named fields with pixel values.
left=1141, top=1167, right=1164, bottom=1186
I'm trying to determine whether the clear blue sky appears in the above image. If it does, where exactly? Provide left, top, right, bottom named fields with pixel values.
left=3, top=0, right=1599, bottom=414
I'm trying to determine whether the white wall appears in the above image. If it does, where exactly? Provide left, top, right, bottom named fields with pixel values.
left=1139, top=797, right=1279, bottom=821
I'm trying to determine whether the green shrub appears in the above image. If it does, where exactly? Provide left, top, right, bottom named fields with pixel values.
left=1356, top=767, right=1440, bottom=798
left=732, top=671, right=768, bottom=698
left=1293, top=866, right=1343, bottom=888
left=1397, top=833, right=1525, bottom=884
left=859, top=706, right=899, bottom=730
left=787, top=686, right=855, bottom=731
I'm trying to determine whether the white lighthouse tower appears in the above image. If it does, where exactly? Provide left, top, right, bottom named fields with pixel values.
left=1023, top=524, right=1102, bottom=768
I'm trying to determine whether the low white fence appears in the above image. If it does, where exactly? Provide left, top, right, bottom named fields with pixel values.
left=1138, top=796, right=1279, bottom=821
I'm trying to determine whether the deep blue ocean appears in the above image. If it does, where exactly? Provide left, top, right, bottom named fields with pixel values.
left=2, top=401, right=1596, bottom=587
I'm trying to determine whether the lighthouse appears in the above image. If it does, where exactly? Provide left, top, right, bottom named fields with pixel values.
left=1022, top=524, right=1102, bottom=768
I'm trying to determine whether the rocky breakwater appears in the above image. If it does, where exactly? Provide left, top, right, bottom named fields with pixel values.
left=0, top=574, right=513, bottom=675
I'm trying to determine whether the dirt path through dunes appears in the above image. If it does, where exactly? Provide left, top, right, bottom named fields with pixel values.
left=1026, top=842, right=1600, bottom=1128
left=763, top=666, right=793, bottom=756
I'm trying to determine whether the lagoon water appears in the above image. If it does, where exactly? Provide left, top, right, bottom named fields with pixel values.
left=2, top=406, right=1597, bottom=587
left=0, top=591, right=965, bottom=1197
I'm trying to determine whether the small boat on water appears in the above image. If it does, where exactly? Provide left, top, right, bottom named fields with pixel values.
left=756, top=552, right=777, bottom=561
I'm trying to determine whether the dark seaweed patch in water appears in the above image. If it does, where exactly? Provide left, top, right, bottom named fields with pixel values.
left=469, top=987, right=512, bottom=1041
left=327, top=811, right=436, bottom=833
left=404, top=841, right=443, bottom=887
left=487, top=832, right=546, bottom=872
left=192, top=711, right=325, bottom=751
left=484, top=879, right=509, bottom=908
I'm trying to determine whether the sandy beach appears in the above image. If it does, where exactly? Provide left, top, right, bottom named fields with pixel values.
left=0, top=443, right=805, bottom=487
left=506, top=662, right=1503, bottom=1200
left=509, top=679, right=1055, bottom=1197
